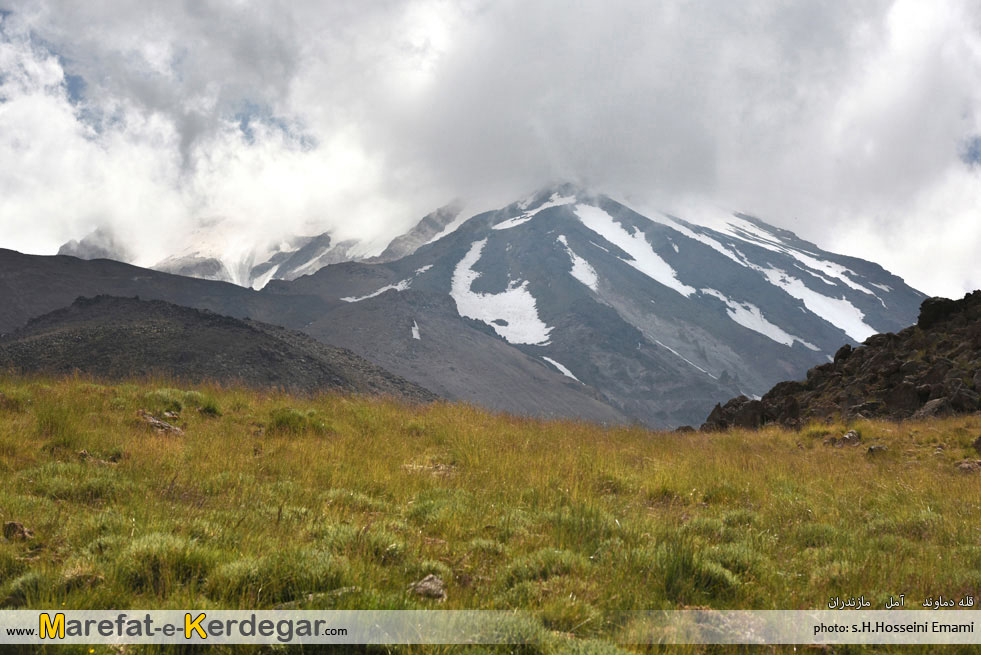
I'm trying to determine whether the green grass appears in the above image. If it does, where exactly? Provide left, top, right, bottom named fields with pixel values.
left=0, top=373, right=980, bottom=653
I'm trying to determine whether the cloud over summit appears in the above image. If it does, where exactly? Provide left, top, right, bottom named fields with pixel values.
left=1, top=0, right=979, bottom=295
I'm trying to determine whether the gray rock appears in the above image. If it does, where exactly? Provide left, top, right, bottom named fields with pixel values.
left=955, top=460, right=981, bottom=474
left=949, top=386, right=980, bottom=412
left=137, top=409, right=184, bottom=436
left=409, top=574, right=446, bottom=600
left=912, top=397, right=952, bottom=419
left=885, top=382, right=919, bottom=413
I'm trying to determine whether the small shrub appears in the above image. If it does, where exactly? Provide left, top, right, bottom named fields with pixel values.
left=722, top=509, right=759, bottom=527
left=31, top=462, right=123, bottom=503
left=407, top=559, right=452, bottom=581
left=197, top=397, right=222, bottom=417
left=116, top=533, right=217, bottom=594
left=795, top=522, right=838, bottom=548
left=0, top=544, right=26, bottom=584
left=358, top=529, right=406, bottom=565
left=268, top=408, right=308, bottom=435
left=0, top=389, right=29, bottom=413
left=404, top=421, right=426, bottom=437
left=653, top=539, right=739, bottom=602
left=684, top=516, right=733, bottom=542
left=545, top=504, right=619, bottom=552
left=58, top=558, right=105, bottom=592
left=145, top=388, right=185, bottom=413
left=205, top=558, right=262, bottom=602
left=2, top=571, right=47, bottom=607
left=705, top=542, right=764, bottom=576
left=701, top=483, right=742, bottom=505
left=503, top=548, right=587, bottom=586
left=808, top=560, right=854, bottom=588
left=541, top=596, right=602, bottom=636
left=469, top=538, right=505, bottom=557
left=866, top=511, right=943, bottom=540
left=406, top=488, right=473, bottom=525
left=207, top=548, right=346, bottom=605
left=35, top=401, right=75, bottom=448
left=324, top=488, right=388, bottom=513
left=645, top=484, right=683, bottom=506
left=182, top=391, right=205, bottom=408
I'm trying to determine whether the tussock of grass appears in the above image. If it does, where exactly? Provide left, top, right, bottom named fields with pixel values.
left=0, top=374, right=980, bottom=653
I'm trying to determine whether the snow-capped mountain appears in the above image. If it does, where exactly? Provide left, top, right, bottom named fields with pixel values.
left=48, top=184, right=926, bottom=427
left=149, top=218, right=361, bottom=289
left=371, top=200, right=469, bottom=263
left=57, top=227, right=132, bottom=263
left=268, top=184, right=925, bottom=427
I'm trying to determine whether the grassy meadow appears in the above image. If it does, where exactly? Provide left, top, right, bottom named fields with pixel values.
left=1, top=373, right=981, bottom=654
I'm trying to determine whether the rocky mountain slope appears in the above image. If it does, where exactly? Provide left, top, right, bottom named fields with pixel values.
left=0, top=249, right=631, bottom=425
left=265, top=184, right=925, bottom=427
left=0, top=295, right=436, bottom=401
left=701, top=291, right=981, bottom=429
left=0, top=247, right=336, bottom=336
left=371, top=200, right=468, bottom=263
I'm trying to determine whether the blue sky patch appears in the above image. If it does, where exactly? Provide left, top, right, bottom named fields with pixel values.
left=960, top=136, right=981, bottom=167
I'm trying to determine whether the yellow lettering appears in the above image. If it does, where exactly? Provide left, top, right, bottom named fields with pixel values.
left=40, top=613, right=65, bottom=639
left=185, top=613, right=207, bottom=639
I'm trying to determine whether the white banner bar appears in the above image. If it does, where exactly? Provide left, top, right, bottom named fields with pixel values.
left=0, top=609, right=978, bottom=645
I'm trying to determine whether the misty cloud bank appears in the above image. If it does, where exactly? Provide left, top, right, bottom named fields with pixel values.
left=0, top=0, right=979, bottom=295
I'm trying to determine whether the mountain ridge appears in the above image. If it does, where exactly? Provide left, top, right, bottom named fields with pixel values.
left=0, top=295, right=437, bottom=401
left=11, top=184, right=927, bottom=427
left=263, top=184, right=924, bottom=426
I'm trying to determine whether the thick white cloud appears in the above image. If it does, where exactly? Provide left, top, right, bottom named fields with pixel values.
left=0, top=0, right=979, bottom=295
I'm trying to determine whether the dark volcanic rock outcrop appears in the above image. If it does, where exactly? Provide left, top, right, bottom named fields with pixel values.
left=702, top=291, right=981, bottom=430
left=0, top=296, right=436, bottom=402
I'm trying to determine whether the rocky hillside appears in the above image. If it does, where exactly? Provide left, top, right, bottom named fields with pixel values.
left=0, top=249, right=631, bottom=426
left=0, top=295, right=436, bottom=402
left=701, top=291, right=981, bottom=430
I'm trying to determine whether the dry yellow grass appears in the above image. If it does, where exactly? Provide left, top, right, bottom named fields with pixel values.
left=1, top=373, right=980, bottom=653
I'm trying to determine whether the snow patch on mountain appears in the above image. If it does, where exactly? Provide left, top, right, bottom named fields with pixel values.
left=713, top=215, right=882, bottom=298
left=700, top=288, right=819, bottom=350
left=653, top=339, right=718, bottom=380
left=574, top=204, right=696, bottom=297
left=424, top=204, right=471, bottom=245
left=251, top=264, right=282, bottom=290
left=557, top=235, right=598, bottom=292
left=493, top=193, right=577, bottom=231
left=758, top=267, right=876, bottom=341
left=411, top=321, right=421, bottom=340
left=654, top=214, right=748, bottom=267
left=341, top=278, right=412, bottom=303
left=450, top=239, right=552, bottom=345
left=493, top=215, right=535, bottom=231
left=542, top=356, right=581, bottom=382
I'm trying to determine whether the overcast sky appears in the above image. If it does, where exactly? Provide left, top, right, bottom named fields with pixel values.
left=0, top=0, right=979, bottom=296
